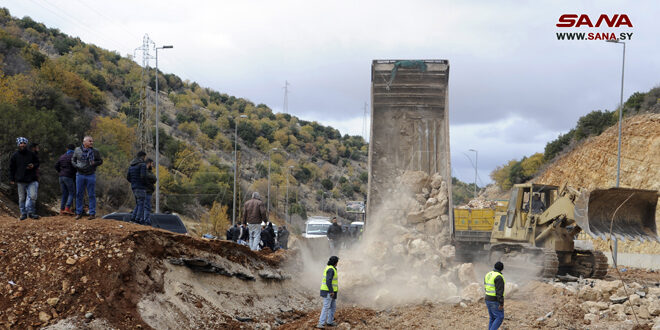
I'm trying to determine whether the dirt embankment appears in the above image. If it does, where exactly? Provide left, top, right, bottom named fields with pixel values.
left=0, top=216, right=313, bottom=329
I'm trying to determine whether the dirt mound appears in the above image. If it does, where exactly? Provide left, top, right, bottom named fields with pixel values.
left=0, top=216, right=312, bottom=329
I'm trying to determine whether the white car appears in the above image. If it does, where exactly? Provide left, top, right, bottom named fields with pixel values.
left=302, top=217, right=332, bottom=238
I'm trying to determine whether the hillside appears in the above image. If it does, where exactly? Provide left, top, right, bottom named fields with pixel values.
left=0, top=8, right=369, bottom=232
left=535, top=113, right=660, bottom=253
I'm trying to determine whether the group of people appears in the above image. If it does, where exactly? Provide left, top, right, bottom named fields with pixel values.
left=9, top=136, right=102, bottom=220
left=226, top=221, right=289, bottom=251
left=126, top=151, right=157, bottom=225
left=227, top=191, right=289, bottom=251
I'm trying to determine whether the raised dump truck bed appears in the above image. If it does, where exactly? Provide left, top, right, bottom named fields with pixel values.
left=367, top=60, right=452, bottom=227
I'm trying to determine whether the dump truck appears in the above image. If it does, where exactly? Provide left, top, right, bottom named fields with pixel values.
left=453, top=201, right=507, bottom=261
left=367, top=60, right=453, bottom=227
left=489, top=183, right=658, bottom=278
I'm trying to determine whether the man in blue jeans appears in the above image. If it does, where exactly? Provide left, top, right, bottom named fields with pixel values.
left=55, top=144, right=77, bottom=215
left=484, top=261, right=505, bottom=330
left=9, top=137, right=40, bottom=220
left=127, top=151, right=147, bottom=224
left=72, top=136, right=103, bottom=220
left=317, top=256, right=339, bottom=328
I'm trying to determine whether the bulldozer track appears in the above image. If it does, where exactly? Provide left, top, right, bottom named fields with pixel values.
left=489, top=244, right=558, bottom=278
left=570, top=249, right=608, bottom=279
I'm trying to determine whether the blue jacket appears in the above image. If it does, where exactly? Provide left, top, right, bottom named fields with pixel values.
left=126, top=158, right=147, bottom=190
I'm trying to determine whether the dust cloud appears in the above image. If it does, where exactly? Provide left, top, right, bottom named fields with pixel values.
left=297, top=171, right=487, bottom=308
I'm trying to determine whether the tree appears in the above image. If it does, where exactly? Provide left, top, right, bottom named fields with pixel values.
left=202, top=202, right=230, bottom=237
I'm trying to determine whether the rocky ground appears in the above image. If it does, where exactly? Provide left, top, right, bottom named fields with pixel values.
left=2, top=215, right=660, bottom=329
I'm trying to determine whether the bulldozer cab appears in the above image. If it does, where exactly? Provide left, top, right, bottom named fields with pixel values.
left=505, top=184, right=559, bottom=229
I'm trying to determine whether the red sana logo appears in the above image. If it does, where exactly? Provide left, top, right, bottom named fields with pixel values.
left=556, top=14, right=633, bottom=28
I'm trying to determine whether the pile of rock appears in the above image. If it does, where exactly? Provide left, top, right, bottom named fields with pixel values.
left=456, top=199, right=498, bottom=209
left=555, top=279, right=660, bottom=325
left=342, top=171, right=487, bottom=306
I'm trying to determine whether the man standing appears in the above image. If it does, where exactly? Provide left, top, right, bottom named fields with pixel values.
left=9, top=137, right=40, bottom=220
left=484, top=261, right=505, bottom=330
left=24, top=143, right=40, bottom=212
left=127, top=151, right=147, bottom=224
left=143, top=158, right=157, bottom=225
left=327, top=217, right=343, bottom=255
left=241, top=192, right=268, bottom=251
left=316, top=256, right=339, bottom=328
left=55, top=144, right=77, bottom=215
left=72, top=136, right=103, bottom=220
left=278, top=225, right=290, bottom=250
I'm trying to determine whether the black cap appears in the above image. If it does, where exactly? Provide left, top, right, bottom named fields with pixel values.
left=328, top=256, right=339, bottom=266
left=494, top=261, right=504, bottom=271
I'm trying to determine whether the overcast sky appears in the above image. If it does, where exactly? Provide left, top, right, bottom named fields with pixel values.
left=3, top=0, right=659, bottom=185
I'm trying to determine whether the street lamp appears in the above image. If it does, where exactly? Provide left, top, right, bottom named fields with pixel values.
left=232, top=114, right=248, bottom=226
left=286, top=165, right=294, bottom=223
left=154, top=44, right=172, bottom=214
left=267, top=147, right=278, bottom=214
left=468, top=149, right=478, bottom=199
left=606, top=38, right=626, bottom=265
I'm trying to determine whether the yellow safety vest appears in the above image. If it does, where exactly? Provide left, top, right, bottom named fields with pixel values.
left=484, top=271, right=505, bottom=297
left=320, top=265, right=338, bottom=292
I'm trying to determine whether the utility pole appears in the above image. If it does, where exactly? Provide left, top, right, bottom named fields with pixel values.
left=153, top=44, right=172, bottom=214
left=133, top=34, right=155, bottom=154
left=283, top=80, right=290, bottom=114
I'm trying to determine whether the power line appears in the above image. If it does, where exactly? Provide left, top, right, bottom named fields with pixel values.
left=134, top=34, right=155, bottom=154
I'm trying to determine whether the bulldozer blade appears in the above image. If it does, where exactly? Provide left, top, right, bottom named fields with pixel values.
left=574, top=188, right=658, bottom=241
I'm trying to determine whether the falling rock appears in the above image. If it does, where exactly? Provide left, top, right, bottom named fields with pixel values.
left=424, top=218, right=441, bottom=235
left=408, top=239, right=431, bottom=256
left=425, top=198, right=438, bottom=208
left=407, top=211, right=425, bottom=224
left=422, top=203, right=445, bottom=221
left=400, top=171, right=429, bottom=193
left=439, top=245, right=455, bottom=260
left=457, top=263, right=476, bottom=286
left=430, top=173, right=443, bottom=189
left=460, top=283, right=482, bottom=303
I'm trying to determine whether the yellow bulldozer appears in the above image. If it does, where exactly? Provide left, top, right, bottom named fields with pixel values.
left=489, top=183, right=658, bottom=279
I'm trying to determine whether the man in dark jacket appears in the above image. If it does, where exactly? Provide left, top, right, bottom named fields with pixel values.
left=327, top=217, right=343, bottom=255
left=143, top=158, right=157, bottom=225
left=229, top=224, right=240, bottom=242
left=9, top=137, right=40, bottom=220
left=55, top=144, right=77, bottom=215
left=72, top=136, right=103, bottom=220
left=239, top=224, right=250, bottom=245
left=260, top=223, right=276, bottom=251
left=241, top=192, right=268, bottom=251
left=484, top=261, right=505, bottom=330
left=127, top=151, right=147, bottom=224
left=278, top=226, right=290, bottom=250
left=317, top=256, right=339, bottom=328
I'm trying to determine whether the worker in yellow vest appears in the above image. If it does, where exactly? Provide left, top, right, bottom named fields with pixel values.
left=484, top=261, right=505, bottom=330
left=316, top=256, right=339, bottom=328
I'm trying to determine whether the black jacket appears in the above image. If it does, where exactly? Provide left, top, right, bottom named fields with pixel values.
left=240, top=226, right=249, bottom=241
left=484, top=270, right=505, bottom=305
left=126, top=158, right=147, bottom=190
left=229, top=226, right=240, bottom=242
left=261, top=225, right=275, bottom=250
left=9, top=149, right=39, bottom=183
left=145, top=167, right=157, bottom=194
left=327, top=223, right=342, bottom=240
